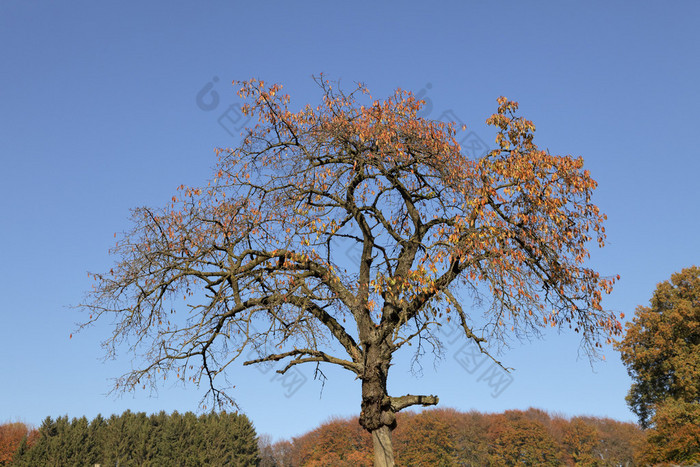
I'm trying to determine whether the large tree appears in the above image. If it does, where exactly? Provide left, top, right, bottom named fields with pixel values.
left=616, top=266, right=700, bottom=464
left=80, top=77, right=621, bottom=466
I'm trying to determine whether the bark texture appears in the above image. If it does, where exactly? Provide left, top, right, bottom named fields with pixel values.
left=371, top=425, right=395, bottom=467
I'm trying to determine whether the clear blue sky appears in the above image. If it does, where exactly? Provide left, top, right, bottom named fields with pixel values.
left=1, top=1, right=699, bottom=442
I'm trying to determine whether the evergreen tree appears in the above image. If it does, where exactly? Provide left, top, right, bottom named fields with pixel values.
left=11, top=410, right=260, bottom=466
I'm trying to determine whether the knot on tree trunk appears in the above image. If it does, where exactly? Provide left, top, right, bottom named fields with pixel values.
left=360, top=395, right=396, bottom=432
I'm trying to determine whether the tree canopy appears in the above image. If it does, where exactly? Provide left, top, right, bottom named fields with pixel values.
left=616, top=265, right=700, bottom=464
left=80, top=76, right=622, bottom=466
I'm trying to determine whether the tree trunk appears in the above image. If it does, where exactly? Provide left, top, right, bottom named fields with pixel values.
left=371, top=425, right=395, bottom=467
left=359, top=340, right=397, bottom=466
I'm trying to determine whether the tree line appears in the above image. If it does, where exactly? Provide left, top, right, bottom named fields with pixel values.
left=2, top=404, right=695, bottom=465
left=259, top=407, right=645, bottom=466
left=0, top=410, right=258, bottom=466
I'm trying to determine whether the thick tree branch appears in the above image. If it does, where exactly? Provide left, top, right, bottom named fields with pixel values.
left=389, top=394, right=439, bottom=412
left=243, top=348, right=361, bottom=375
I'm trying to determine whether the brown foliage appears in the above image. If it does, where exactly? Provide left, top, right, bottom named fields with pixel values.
left=487, top=410, right=563, bottom=466
left=289, top=417, right=373, bottom=466
left=0, top=422, right=37, bottom=465
left=616, top=266, right=700, bottom=428
left=559, top=418, right=600, bottom=466
left=575, top=415, right=646, bottom=466
left=392, top=408, right=464, bottom=465
left=267, top=408, right=644, bottom=466
left=637, top=399, right=700, bottom=466
left=616, top=266, right=700, bottom=464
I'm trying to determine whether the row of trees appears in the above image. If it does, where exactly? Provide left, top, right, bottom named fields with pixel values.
left=3, top=402, right=694, bottom=466
left=2, top=411, right=258, bottom=466
left=259, top=407, right=645, bottom=466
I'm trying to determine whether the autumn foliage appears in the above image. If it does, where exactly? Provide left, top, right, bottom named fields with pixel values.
left=259, top=407, right=644, bottom=466
left=81, top=76, right=622, bottom=465
left=616, top=266, right=700, bottom=465
left=286, top=417, right=373, bottom=467
left=0, top=423, right=36, bottom=465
